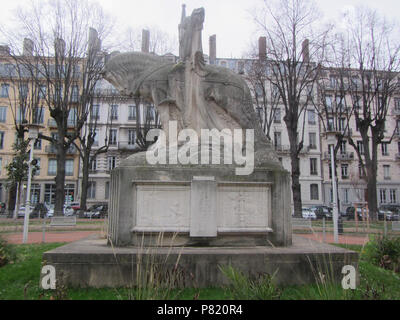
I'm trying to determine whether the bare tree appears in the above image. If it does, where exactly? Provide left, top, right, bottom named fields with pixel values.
left=245, top=54, right=281, bottom=141
left=1, top=0, right=113, bottom=215
left=339, top=7, right=400, bottom=220
left=252, top=0, right=331, bottom=217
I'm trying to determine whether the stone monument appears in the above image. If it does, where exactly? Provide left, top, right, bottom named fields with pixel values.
left=103, top=6, right=292, bottom=248
left=42, top=6, right=359, bottom=289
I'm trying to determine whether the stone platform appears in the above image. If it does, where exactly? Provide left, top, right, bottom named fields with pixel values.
left=42, top=234, right=359, bottom=288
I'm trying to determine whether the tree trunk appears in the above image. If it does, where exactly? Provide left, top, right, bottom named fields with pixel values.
left=287, top=121, right=303, bottom=218
left=366, top=139, right=379, bottom=221
left=290, top=152, right=303, bottom=218
left=80, top=151, right=90, bottom=212
left=55, top=142, right=67, bottom=216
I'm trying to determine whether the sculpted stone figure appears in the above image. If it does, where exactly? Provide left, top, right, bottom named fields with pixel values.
left=103, top=7, right=276, bottom=159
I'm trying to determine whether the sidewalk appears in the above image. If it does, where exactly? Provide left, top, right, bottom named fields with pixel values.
left=3, top=231, right=101, bottom=244
left=298, top=233, right=369, bottom=246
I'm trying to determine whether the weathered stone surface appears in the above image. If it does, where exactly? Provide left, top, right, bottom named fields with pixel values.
left=104, top=7, right=291, bottom=248
left=42, top=235, right=359, bottom=288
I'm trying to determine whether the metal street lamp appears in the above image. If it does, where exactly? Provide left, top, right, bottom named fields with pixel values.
left=326, top=133, right=339, bottom=244
left=22, top=124, right=43, bottom=244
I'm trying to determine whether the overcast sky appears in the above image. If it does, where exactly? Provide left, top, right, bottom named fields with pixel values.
left=0, top=0, right=399, bottom=58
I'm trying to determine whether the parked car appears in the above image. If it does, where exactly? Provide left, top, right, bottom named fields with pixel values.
left=17, top=206, right=34, bottom=218
left=30, top=203, right=50, bottom=218
left=84, top=204, right=108, bottom=219
left=309, top=206, right=333, bottom=220
left=346, top=207, right=369, bottom=220
left=68, top=202, right=81, bottom=212
left=302, top=208, right=317, bottom=220
left=63, top=205, right=75, bottom=217
left=378, top=205, right=400, bottom=221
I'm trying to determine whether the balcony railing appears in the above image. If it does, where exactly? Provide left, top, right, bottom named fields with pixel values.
left=323, top=152, right=354, bottom=161
left=275, top=145, right=310, bottom=154
left=118, top=141, right=137, bottom=151
left=48, top=119, right=77, bottom=128
left=45, top=144, right=77, bottom=154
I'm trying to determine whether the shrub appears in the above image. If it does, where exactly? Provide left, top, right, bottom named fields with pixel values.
left=0, top=235, right=16, bottom=267
left=220, top=265, right=281, bottom=300
left=361, top=236, right=400, bottom=273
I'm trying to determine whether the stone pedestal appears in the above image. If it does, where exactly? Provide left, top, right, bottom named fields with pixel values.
left=108, top=151, right=292, bottom=247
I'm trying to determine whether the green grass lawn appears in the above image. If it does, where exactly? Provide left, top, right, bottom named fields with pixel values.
left=1, top=242, right=400, bottom=300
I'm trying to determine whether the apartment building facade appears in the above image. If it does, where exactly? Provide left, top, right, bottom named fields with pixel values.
left=0, top=45, right=81, bottom=207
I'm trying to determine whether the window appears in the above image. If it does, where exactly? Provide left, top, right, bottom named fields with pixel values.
left=341, top=164, right=349, bottom=179
left=109, top=129, right=117, bottom=145
left=87, top=181, right=96, bottom=199
left=33, top=107, right=44, bottom=124
left=310, top=184, right=319, bottom=200
left=380, top=189, right=387, bottom=204
left=48, top=159, right=57, bottom=176
left=309, top=133, right=317, bottom=149
left=390, top=189, right=397, bottom=204
left=336, top=96, right=343, bottom=110
left=147, top=105, right=155, bottom=121
left=38, top=85, right=46, bottom=99
left=357, top=141, right=364, bottom=155
left=108, top=156, right=117, bottom=171
left=105, top=181, right=110, bottom=199
left=0, top=107, right=6, bottom=122
left=328, top=163, right=332, bottom=179
left=325, top=95, right=333, bottom=109
left=340, top=141, right=347, bottom=155
left=330, top=76, right=337, bottom=88
left=343, top=189, right=349, bottom=204
left=110, top=105, right=118, bottom=120
left=34, top=159, right=41, bottom=176
left=383, top=165, right=390, bottom=180
left=0, top=158, right=2, bottom=175
left=274, top=132, right=282, bottom=149
left=93, top=129, right=99, bottom=146
left=71, top=85, right=79, bottom=102
left=0, top=84, right=9, bottom=98
left=310, top=158, right=318, bottom=176
left=19, top=84, right=28, bottom=99
left=338, top=118, right=346, bottom=132
left=128, top=105, right=137, bottom=120
left=89, top=156, right=97, bottom=172
left=128, top=129, right=136, bottom=145
left=274, top=108, right=281, bottom=123
left=308, top=109, right=316, bottom=125
left=382, top=143, right=389, bottom=156
left=0, top=132, right=4, bottom=149
left=91, top=105, right=100, bottom=121
left=34, top=139, right=42, bottom=150
left=327, top=117, right=334, bottom=131
left=68, top=108, right=77, bottom=126
left=65, top=159, right=74, bottom=176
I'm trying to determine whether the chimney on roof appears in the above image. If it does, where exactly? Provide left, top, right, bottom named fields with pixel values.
left=209, top=35, right=216, bottom=65
left=142, top=29, right=150, bottom=53
left=259, top=37, right=267, bottom=61
left=302, top=39, right=310, bottom=63
left=23, top=38, right=34, bottom=56
left=54, top=38, right=66, bottom=57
